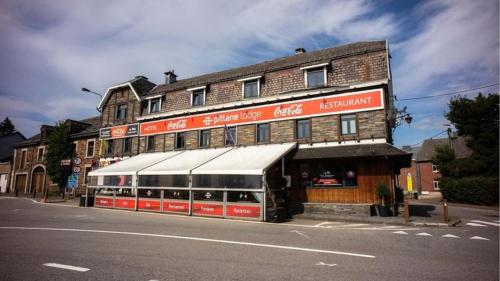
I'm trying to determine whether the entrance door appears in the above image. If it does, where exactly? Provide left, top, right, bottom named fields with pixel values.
left=15, top=174, right=27, bottom=193
left=0, top=174, right=7, bottom=193
left=32, top=167, right=45, bottom=193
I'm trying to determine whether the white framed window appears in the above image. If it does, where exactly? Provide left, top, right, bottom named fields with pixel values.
left=19, top=148, right=27, bottom=169
left=146, top=135, right=155, bottom=152
left=432, top=164, right=439, bottom=173
left=238, top=76, right=261, bottom=99
left=433, top=180, right=440, bottom=190
left=175, top=132, right=186, bottom=149
left=257, top=123, right=270, bottom=143
left=37, top=146, right=44, bottom=162
left=73, top=141, right=78, bottom=154
left=86, top=139, right=95, bottom=158
left=301, top=63, right=328, bottom=88
left=144, top=95, right=163, bottom=114
left=188, top=86, right=206, bottom=107
left=341, top=114, right=357, bottom=135
left=224, top=126, right=237, bottom=146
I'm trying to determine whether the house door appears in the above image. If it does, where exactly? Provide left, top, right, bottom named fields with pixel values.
left=0, top=174, right=7, bottom=193
left=15, top=174, right=27, bottom=193
left=32, top=167, right=45, bottom=193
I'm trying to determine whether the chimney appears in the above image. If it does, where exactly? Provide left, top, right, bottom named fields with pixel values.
left=164, top=70, right=177, bottom=84
left=295, top=48, right=306, bottom=55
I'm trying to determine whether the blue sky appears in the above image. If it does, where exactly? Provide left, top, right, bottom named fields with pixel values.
left=0, top=0, right=498, bottom=147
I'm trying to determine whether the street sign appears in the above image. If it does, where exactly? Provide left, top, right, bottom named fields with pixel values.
left=73, top=157, right=82, bottom=165
left=72, top=166, right=81, bottom=173
left=60, top=159, right=71, bottom=166
left=67, top=173, right=79, bottom=189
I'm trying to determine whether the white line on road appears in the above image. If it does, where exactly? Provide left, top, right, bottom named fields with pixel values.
left=43, top=263, right=90, bottom=272
left=470, top=220, right=500, bottom=227
left=416, top=232, right=432, bottom=236
left=338, top=224, right=369, bottom=227
left=466, top=223, right=488, bottom=227
left=470, top=236, right=490, bottom=241
left=316, top=261, right=337, bottom=267
left=441, top=234, right=460, bottom=239
left=0, top=226, right=376, bottom=259
left=392, top=231, right=408, bottom=235
left=290, top=230, right=310, bottom=238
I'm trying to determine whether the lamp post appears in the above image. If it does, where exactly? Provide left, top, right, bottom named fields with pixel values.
left=81, top=87, right=102, bottom=113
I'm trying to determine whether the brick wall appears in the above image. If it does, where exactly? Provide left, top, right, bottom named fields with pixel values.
left=210, top=128, right=225, bottom=148
left=271, top=120, right=295, bottom=143
left=311, top=115, right=339, bottom=143
left=102, top=88, right=141, bottom=127
left=238, top=125, right=256, bottom=145
left=357, top=110, right=386, bottom=139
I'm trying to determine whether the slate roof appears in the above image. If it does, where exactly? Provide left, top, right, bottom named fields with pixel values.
left=150, top=41, right=387, bottom=95
left=129, top=76, right=157, bottom=96
left=0, top=132, right=26, bottom=161
left=70, top=116, right=101, bottom=139
left=15, top=116, right=101, bottom=147
left=292, top=143, right=410, bottom=160
left=416, top=137, right=473, bottom=162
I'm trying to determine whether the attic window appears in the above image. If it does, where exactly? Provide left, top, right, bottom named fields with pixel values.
left=237, top=76, right=262, bottom=99
left=149, top=97, right=161, bottom=114
left=301, top=63, right=328, bottom=88
left=188, top=86, right=206, bottom=107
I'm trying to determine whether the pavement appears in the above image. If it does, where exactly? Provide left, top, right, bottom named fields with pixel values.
left=4, top=193, right=495, bottom=227
left=0, top=196, right=498, bottom=281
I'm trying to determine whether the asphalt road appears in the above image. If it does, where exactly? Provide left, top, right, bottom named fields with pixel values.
left=0, top=197, right=498, bottom=281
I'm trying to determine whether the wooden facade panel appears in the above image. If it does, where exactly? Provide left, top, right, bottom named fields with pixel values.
left=301, top=158, right=392, bottom=204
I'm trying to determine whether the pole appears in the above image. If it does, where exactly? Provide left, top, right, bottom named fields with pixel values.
left=403, top=194, right=409, bottom=224
left=443, top=199, right=449, bottom=222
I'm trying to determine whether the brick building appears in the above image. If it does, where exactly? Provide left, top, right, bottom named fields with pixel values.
left=399, top=137, right=472, bottom=195
left=10, top=117, right=101, bottom=197
left=0, top=132, right=26, bottom=193
left=89, top=40, right=410, bottom=220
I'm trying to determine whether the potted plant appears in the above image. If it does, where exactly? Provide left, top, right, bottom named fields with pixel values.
left=375, top=182, right=391, bottom=217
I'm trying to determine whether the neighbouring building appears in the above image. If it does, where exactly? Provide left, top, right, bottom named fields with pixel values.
left=0, top=132, right=26, bottom=193
left=399, top=136, right=472, bottom=195
left=10, top=117, right=101, bottom=197
left=88, top=40, right=411, bottom=221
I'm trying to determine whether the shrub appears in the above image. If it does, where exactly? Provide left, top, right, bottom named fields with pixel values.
left=375, top=182, right=390, bottom=206
left=440, top=177, right=499, bottom=205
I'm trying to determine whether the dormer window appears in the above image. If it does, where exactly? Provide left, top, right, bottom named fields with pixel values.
left=116, top=103, right=127, bottom=120
left=144, top=95, right=163, bottom=115
left=188, top=86, right=206, bottom=107
left=150, top=98, right=161, bottom=113
left=301, top=63, right=328, bottom=88
left=238, top=76, right=261, bottom=99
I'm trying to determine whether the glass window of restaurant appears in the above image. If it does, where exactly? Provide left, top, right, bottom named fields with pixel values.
left=298, top=160, right=358, bottom=188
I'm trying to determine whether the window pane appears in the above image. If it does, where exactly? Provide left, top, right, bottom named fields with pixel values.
left=296, top=119, right=310, bottom=139
left=147, top=136, right=155, bottom=151
left=138, top=189, right=161, bottom=199
left=176, top=132, right=185, bottom=149
left=87, top=141, right=94, bottom=157
left=199, top=130, right=209, bottom=147
left=192, top=175, right=261, bottom=189
left=103, top=175, right=133, bottom=186
left=307, top=69, right=325, bottom=88
left=341, top=115, right=356, bottom=135
left=123, top=138, right=131, bottom=153
left=349, top=119, right=356, bottom=134
left=116, top=104, right=127, bottom=119
left=192, top=90, right=204, bottom=106
left=139, top=175, right=189, bottom=187
left=244, top=80, right=258, bottom=98
left=257, top=123, right=269, bottom=142
left=225, top=126, right=237, bottom=145
left=150, top=98, right=160, bottom=113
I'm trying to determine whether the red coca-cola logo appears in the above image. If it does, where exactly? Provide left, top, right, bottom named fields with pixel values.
left=273, top=104, right=303, bottom=118
left=167, top=119, right=187, bottom=130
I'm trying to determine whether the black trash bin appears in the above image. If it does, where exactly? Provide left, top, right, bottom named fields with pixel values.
left=79, top=195, right=94, bottom=207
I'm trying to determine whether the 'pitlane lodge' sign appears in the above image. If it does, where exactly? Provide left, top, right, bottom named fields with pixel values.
left=140, top=89, right=384, bottom=136
left=100, top=123, right=139, bottom=139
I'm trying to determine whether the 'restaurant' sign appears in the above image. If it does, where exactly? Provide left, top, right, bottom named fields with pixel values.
left=140, top=89, right=384, bottom=136
left=100, top=123, right=139, bottom=139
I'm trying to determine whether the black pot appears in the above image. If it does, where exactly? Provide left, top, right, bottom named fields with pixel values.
left=376, top=205, right=391, bottom=217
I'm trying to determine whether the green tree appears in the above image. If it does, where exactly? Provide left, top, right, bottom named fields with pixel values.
left=0, top=117, right=16, bottom=135
left=446, top=93, right=499, bottom=176
left=46, top=122, right=74, bottom=198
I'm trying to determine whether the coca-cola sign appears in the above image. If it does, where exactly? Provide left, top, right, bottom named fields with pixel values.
left=140, top=89, right=384, bottom=136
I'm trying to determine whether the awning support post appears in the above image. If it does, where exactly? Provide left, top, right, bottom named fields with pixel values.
left=84, top=185, right=88, bottom=207
left=262, top=171, right=267, bottom=222
left=188, top=175, right=193, bottom=216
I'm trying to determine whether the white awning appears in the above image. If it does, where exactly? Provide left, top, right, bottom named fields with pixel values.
left=88, top=151, right=183, bottom=176
left=138, top=147, right=233, bottom=175
left=191, top=143, right=296, bottom=175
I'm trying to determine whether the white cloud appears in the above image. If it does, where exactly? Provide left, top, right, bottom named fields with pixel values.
left=393, top=0, right=499, bottom=97
left=0, top=0, right=398, bottom=137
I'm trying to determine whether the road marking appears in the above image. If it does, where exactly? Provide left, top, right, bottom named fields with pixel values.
left=470, top=236, right=490, bottom=241
left=316, top=261, right=337, bottom=267
left=12, top=209, right=21, bottom=212
left=379, top=226, right=399, bottom=229
left=43, top=263, right=90, bottom=272
left=470, top=220, right=500, bottom=227
left=416, top=232, right=432, bottom=236
left=392, top=231, right=408, bottom=235
left=290, top=230, right=310, bottom=239
left=466, top=223, right=488, bottom=227
left=338, top=224, right=369, bottom=227
left=314, top=222, right=333, bottom=227
left=0, top=226, right=376, bottom=259
left=441, top=234, right=460, bottom=239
